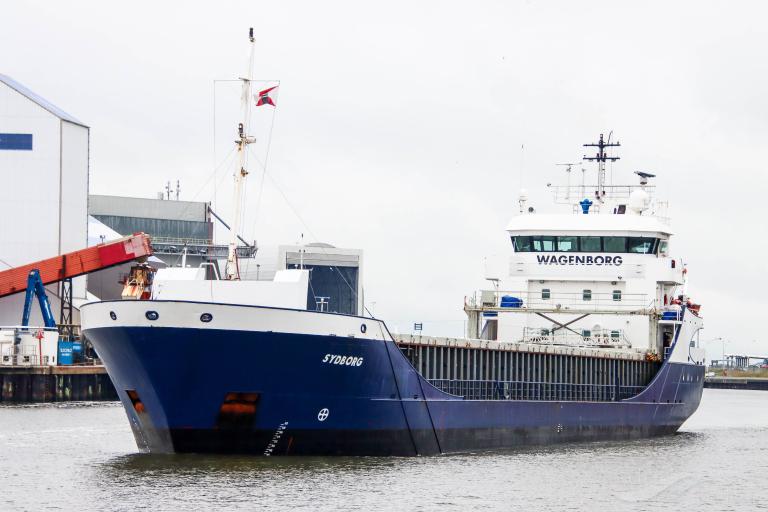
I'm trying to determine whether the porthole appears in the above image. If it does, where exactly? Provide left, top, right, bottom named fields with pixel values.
left=109, top=311, right=117, bottom=321
left=145, top=311, right=159, bottom=321
left=200, top=313, right=213, bottom=323
left=360, top=324, right=367, bottom=334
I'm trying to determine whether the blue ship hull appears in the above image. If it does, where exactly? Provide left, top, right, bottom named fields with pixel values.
left=84, top=311, right=704, bottom=456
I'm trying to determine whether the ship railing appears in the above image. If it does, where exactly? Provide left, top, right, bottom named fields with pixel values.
left=567, top=204, right=671, bottom=224
left=151, top=236, right=215, bottom=246
left=549, top=184, right=656, bottom=203
left=467, top=290, right=653, bottom=314
left=521, top=328, right=631, bottom=348
left=150, top=236, right=257, bottom=258
left=428, top=379, right=645, bottom=402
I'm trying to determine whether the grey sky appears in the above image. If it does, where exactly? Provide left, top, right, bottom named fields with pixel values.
left=3, top=1, right=767, bottom=356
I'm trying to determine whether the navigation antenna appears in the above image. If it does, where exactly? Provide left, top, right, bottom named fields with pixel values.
left=225, top=27, right=258, bottom=281
left=556, top=163, right=576, bottom=201
left=583, top=133, right=620, bottom=203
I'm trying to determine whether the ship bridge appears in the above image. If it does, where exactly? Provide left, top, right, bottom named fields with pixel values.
left=467, top=134, right=695, bottom=358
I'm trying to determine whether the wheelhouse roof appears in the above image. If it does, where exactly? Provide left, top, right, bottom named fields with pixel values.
left=506, top=213, right=673, bottom=236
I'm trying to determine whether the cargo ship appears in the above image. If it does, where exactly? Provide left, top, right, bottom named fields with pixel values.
left=80, top=31, right=705, bottom=456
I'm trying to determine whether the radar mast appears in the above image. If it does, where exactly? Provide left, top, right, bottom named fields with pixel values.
left=583, top=133, right=620, bottom=203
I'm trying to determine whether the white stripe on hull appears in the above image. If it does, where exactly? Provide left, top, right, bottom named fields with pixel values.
left=80, top=300, right=389, bottom=341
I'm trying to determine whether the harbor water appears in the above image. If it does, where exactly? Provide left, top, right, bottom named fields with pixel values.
left=0, top=389, right=766, bottom=511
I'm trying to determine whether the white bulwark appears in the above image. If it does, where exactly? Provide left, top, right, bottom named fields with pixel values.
left=0, top=74, right=89, bottom=325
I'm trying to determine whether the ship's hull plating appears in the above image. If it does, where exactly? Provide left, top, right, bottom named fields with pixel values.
left=82, top=302, right=704, bottom=456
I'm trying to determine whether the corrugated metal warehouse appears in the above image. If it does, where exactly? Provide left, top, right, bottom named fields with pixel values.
left=0, top=74, right=89, bottom=326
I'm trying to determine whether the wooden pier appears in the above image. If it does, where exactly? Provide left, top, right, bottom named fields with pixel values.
left=0, top=365, right=117, bottom=402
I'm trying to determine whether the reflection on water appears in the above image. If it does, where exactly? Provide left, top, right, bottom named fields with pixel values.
left=100, top=431, right=704, bottom=476
left=1, top=389, right=767, bottom=512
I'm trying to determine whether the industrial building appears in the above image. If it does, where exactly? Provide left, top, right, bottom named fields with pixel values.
left=0, top=74, right=89, bottom=327
left=88, top=194, right=256, bottom=299
left=277, top=243, right=363, bottom=315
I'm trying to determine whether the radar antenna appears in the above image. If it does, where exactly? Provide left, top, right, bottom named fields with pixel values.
left=635, top=171, right=656, bottom=187
left=583, top=133, right=620, bottom=203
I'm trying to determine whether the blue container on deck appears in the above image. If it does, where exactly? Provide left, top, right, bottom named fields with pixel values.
left=58, top=341, right=74, bottom=365
left=500, top=295, right=523, bottom=308
left=661, top=311, right=680, bottom=321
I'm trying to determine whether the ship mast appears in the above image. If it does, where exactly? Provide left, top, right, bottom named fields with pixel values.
left=583, top=133, right=620, bottom=203
left=225, top=28, right=257, bottom=280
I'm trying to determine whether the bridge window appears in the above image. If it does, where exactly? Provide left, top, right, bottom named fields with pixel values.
left=583, top=289, right=592, bottom=301
left=557, top=236, right=578, bottom=252
left=627, top=237, right=656, bottom=254
left=541, top=289, right=551, bottom=300
left=603, top=237, right=627, bottom=252
left=512, top=236, right=532, bottom=252
left=613, top=290, right=622, bottom=301
left=532, top=236, right=556, bottom=252
left=580, top=237, right=602, bottom=252
left=510, top=235, right=660, bottom=254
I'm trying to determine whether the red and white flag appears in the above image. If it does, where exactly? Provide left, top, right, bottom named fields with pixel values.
left=255, top=85, right=278, bottom=107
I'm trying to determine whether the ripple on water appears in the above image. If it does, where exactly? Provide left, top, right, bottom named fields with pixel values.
left=0, top=389, right=766, bottom=511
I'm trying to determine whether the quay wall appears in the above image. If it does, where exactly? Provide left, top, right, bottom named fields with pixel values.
left=704, top=377, right=768, bottom=391
left=0, top=366, right=117, bottom=402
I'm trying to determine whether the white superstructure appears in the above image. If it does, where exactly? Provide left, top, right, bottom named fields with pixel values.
left=465, top=135, right=703, bottom=361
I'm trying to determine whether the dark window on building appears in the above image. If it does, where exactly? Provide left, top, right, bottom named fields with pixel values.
left=557, top=236, right=578, bottom=252
left=582, top=329, right=591, bottom=337
left=541, top=288, right=551, bottom=300
left=603, top=236, right=627, bottom=252
left=611, top=330, right=621, bottom=338
left=287, top=264, right=359, bottom=315
left=613, top=290, right=622, bottom=301
left=583, top=289, right=592, bottom=301
left=0, top=133, right=33, bottom=150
